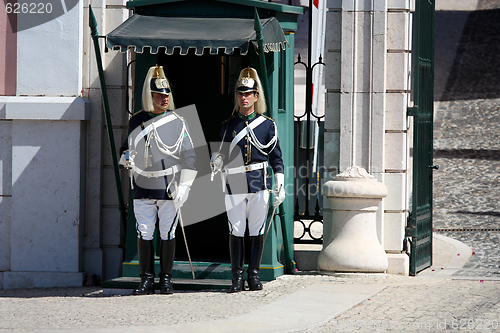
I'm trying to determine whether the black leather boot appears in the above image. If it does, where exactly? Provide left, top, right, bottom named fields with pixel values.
left=132, top=239, right=155, bottom=295
left=247, top=235, right=264, bottom=291
left=159, top=238, right=175, bottom=294
left=228, top=235, right=245, bottom=293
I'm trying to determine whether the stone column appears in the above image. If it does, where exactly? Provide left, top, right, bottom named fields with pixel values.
left=318, top=166, right=388, bottom=273
left=83, top=0, right=129, bottom=282
left=324, top=0, right=413, bottom=274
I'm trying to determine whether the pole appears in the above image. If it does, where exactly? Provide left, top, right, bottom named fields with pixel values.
left=305, top=0, right=313, bottom=216
left=89, top=5, right=128, bottom=238
left=254, top=7, right=294, bottom=273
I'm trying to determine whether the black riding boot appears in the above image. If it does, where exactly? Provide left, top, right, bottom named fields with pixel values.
left=228, top=235, right=245, bottom=293
left=159, top=238, right=176, bottom=294
left=132, top=239, right=155, bottom=295
left=247, top=235, right=264, bottom=291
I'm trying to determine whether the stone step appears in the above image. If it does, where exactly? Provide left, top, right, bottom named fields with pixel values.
left=101, top=276, right=231, bottom=293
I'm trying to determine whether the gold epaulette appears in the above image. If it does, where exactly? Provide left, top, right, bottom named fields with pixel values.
left=172, top=111, right=185, bottom=122
left=222, top=114, right=236, bottom=124
left=261, top=114, right=275, bottom=122
left=131, top=109, right=143, bottom=117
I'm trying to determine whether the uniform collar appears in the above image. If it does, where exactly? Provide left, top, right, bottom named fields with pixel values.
left=148, top=110, right=167, bottom=118
left=238, top=111, right=257, bottom=120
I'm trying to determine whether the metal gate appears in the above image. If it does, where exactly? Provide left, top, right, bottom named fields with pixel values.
left=406, top=0, right=438, bottom=276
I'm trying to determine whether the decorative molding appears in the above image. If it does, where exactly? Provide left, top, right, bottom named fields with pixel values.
left=335, top=165, right=375, bottom=180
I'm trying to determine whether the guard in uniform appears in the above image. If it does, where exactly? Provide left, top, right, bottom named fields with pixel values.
left=211, top=67, right=285, bottom=292
left=119, top=65, right=197, bottom=295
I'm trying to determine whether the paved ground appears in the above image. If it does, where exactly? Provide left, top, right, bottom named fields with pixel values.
left=2, top=1, right=500, bottom=332
left=0, top=235, right=487, bottom=333
left=433, top=0, right=500, bottom=282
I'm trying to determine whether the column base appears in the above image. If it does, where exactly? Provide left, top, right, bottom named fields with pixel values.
left=386, top=253, right=409, bottom=275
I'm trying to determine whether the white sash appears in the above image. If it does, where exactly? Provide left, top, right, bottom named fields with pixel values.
left=133, top=113, right=177, bottom=148
left=229, top=116, right=266, bottom=156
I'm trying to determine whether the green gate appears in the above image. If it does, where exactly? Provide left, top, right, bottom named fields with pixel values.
left=406, top=0, right=438, bottom=276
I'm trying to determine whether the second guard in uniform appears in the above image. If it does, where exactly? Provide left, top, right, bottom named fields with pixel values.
left=211, top=67, right=285, bottom=293
left=120, top=65, right=197, bottom=295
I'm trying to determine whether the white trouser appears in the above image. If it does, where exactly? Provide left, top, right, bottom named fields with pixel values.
left=133, top=199, right=178, bottom=241
left=225, top=190, right=270, bottom=237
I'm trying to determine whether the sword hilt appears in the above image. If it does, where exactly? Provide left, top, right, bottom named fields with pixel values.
left=268, top=184, right=283, bottom=195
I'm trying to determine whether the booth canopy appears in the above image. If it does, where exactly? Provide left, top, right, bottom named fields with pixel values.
left=107, top=14, right=290, bottom=55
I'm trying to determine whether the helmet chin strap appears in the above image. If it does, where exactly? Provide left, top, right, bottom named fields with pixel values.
left=153, top=98, right=169, bottom=111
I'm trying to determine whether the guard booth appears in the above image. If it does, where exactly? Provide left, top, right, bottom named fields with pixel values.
left=91, top=0, right=303, bottom=288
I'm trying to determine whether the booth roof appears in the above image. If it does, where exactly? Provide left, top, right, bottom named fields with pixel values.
left=125, top=0, right=304, bottom=15
left=106, top=14, right=290, bottom=55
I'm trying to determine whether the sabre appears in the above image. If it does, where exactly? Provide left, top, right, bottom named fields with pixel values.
left=176, top=208, right=195, bottom=279
left=173, top=182, right=195, bottom=280
left=125, top=150, right=134, bottom=189
left=210, top=152, right=224, bottom=181
left=263, top=184, right=282, bottom=245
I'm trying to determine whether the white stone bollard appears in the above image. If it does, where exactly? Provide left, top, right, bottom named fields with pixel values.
left=318, top=166, right=388, bottom=273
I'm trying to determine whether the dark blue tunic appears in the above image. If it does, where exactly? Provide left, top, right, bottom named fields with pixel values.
left=120, top=110, right=196, bottom=200
left=220, top=112, right=284, bottom=194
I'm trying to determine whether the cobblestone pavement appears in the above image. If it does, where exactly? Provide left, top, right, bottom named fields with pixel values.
left=432, top=0, right=500, bottom=280
left=300, top=279, right=500, bottom=332
left=0, top=274, right=408, bottom=332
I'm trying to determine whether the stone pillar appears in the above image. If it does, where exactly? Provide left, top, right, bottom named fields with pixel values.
left=324, top=0, right=413, bottom=274
left=318, top=166, right=388, bottom=273
left=83, top=0, right=129, bottom=282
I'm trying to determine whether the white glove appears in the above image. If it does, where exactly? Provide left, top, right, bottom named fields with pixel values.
left=210, top=152, right=224, bottom=180
left=174, top=169, right=198, bottom=208
left=273, top=173, right=285, bottom=207
left=119, top=150, right=136, bottom=169
left=174, top=184, right=190, bottom=208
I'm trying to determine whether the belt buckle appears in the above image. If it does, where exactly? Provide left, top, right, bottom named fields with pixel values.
left=244, top=165, right=251, bottom=172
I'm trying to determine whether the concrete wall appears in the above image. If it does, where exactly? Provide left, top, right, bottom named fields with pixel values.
left=0, top=0, right=89, bottom=288
left=324, top=0, right=413, bottom=275
left=0, top=0, right=130, bottom=289
left=0, top=0, right=129, bottom=289
left=0, top=98, right=89, bottom=289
